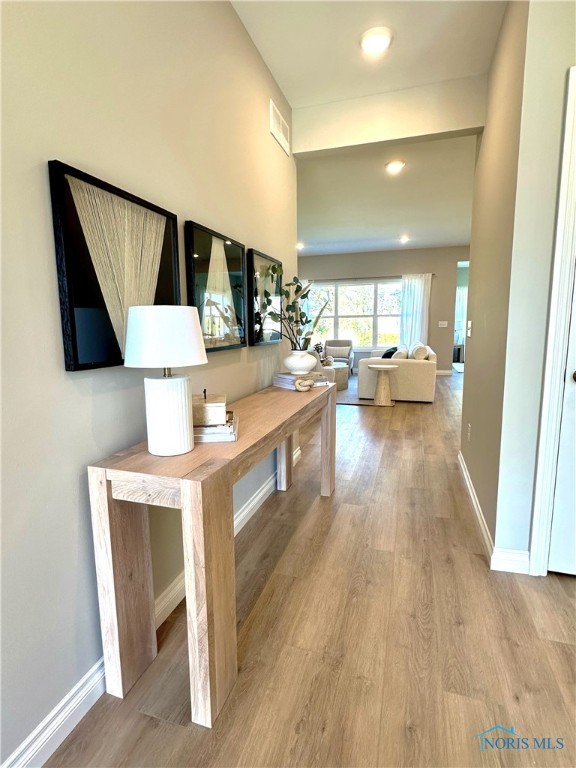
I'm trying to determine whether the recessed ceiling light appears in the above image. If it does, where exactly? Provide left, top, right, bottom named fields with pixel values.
left=400, top=235, right=410, bottom=245
left=360, top=26, right=394, bottom=58
left=225, top=240, right=232, bottom=245
left=193, top=253, right=200, bottom=259
left=385, top=160, right=406, bottom=175
left=296, top=242, right=305, bottom=251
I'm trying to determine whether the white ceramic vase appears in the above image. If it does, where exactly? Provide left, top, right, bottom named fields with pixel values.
left=283, top=349, right=317, bottom=375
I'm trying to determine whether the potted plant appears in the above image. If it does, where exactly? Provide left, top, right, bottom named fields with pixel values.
left=260, top=266, right=328, bottom=374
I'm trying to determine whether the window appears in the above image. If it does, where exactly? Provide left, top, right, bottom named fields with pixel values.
left=307, top=278, right=401, bottom=348
left=307, top=284, right=335, bottom=341
left=377, top=282, right=402, bottom=346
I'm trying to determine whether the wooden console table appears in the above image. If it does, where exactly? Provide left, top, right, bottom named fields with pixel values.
left=88, top=383, right=336, bottom=728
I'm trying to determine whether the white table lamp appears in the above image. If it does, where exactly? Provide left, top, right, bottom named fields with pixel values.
left=124, top=305, right=207, bottom=456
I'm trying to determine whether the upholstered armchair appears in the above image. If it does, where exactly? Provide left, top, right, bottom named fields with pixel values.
left=310, top=350, right=336, bottom=382
left=323, top=339, right=355, bottom=373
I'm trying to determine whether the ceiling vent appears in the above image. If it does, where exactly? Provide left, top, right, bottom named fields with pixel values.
left=269, top=99, right=290, bottom=156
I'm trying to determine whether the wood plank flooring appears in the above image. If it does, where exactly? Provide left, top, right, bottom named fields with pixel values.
left=46, top=376, right=575, bottom=768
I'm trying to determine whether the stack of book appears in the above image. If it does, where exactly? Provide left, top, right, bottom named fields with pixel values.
left=272, top=371, right=330, bottom=390
left=193, top=411, right=239, bottom=442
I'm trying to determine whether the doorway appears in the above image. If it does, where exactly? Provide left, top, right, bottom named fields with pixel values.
left=453, top=261, right=469, bottom=373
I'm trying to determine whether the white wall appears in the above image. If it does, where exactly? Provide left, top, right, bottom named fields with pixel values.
left=299, top=246, right=467, bottom=371
left=1, top=1, right=296, bottom=760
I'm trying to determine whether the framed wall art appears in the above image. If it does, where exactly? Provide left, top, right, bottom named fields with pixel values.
left=48, top=160, right=180, bottom=371
left=184, top=222, right=246, bottom=352
left=246, top=249, right=282, bottom=346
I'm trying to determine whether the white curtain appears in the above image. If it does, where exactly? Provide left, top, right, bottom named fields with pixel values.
left=454, top=285, right=468, bottom=345
left=400, top=273, right=432, bottom=347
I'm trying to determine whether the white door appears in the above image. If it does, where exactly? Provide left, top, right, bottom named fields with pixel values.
left=548, top=282, right=576, bottom=575
left=529, top=68, right=576, bottom=577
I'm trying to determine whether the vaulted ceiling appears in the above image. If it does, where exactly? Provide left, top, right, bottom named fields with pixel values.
left=233, top=1, right=507, bottom=255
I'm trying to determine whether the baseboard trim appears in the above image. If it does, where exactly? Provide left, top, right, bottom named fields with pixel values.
left=490, top=548, right=530, bottom=574
left=4, top=461, right=287, bottom=768
left=154, top=572, right=186, bottom=628
left=234, top=447, right=300, bottom=533
left=1, top=658, right=106, bottom=768
left=2, top=576, right=186, bottom=768
left=233, top=472, right=277, bottom=536
left=457, top=451, right=494, bottom=561
left=436, top=370, right=453, bottom=376
left=457, top=453, right=531, bottom=575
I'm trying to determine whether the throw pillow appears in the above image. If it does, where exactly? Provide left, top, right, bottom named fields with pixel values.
left=392, top=347, right=408, bottom=359
left=382, top=347, right=397, bottom=359
left=409, top=342, right=428, bottom=360
left=325, top=344, right=350, bottom=359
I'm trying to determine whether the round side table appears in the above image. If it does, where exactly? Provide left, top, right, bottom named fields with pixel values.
left=368, top=364, right=398, bottom=406
left=330, top=361, right=349, bottom=391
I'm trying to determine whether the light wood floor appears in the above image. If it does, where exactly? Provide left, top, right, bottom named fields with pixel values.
left=47, top=376, right=575, bottom=768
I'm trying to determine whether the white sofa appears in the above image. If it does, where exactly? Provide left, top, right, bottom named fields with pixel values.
left=358, top=347, right=437, bottom=402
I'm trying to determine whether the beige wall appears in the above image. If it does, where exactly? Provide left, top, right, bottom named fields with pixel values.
left=293, top=76, right=487, bottom=153
left=299, top=246, right=468, bottom=371
left=460, top=0, right=528, bottom=539
left=496, top=0, right=575, bottom=551
left=461, top=0, right=575, bottom=548
left=1, top=1, right=296, bottom=759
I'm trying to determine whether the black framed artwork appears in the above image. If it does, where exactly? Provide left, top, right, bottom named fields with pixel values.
left=184, top=222, right=246, bottom=352
left=246, top=249, right=282, bottom=346
left=48, top=160, right=180, bottom=371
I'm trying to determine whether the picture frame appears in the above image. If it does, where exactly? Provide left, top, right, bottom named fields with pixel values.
left=246, top=249, right=283, bottom=346
left=184, top=221, right=246, bottom=352
left=48, top=160, right=180, bottom=371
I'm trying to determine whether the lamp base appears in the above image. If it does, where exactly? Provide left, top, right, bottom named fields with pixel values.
left=144, top=375, right=193, bottom=456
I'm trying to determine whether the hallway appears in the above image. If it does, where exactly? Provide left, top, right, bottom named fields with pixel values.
left=47, top=377, right=575, bottom=768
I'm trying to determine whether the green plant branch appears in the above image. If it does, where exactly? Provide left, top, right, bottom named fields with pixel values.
left=259, top=267, right=327, bottom=350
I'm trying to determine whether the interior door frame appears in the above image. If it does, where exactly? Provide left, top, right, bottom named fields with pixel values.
left=530, top=67, right=576, bottom=576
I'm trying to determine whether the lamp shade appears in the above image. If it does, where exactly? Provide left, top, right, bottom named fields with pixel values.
left=124, top=305, right=207, bottom=369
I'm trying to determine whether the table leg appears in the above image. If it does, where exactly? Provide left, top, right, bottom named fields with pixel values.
left=181, top=460, right=238, bottom=727
left=374, top=370, right=395, bottom=407
left=320, top=386, right=336, bottom=496
left=88, top=467, right=157, bottom=698
left=276, top=433, right=294, bottom=491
